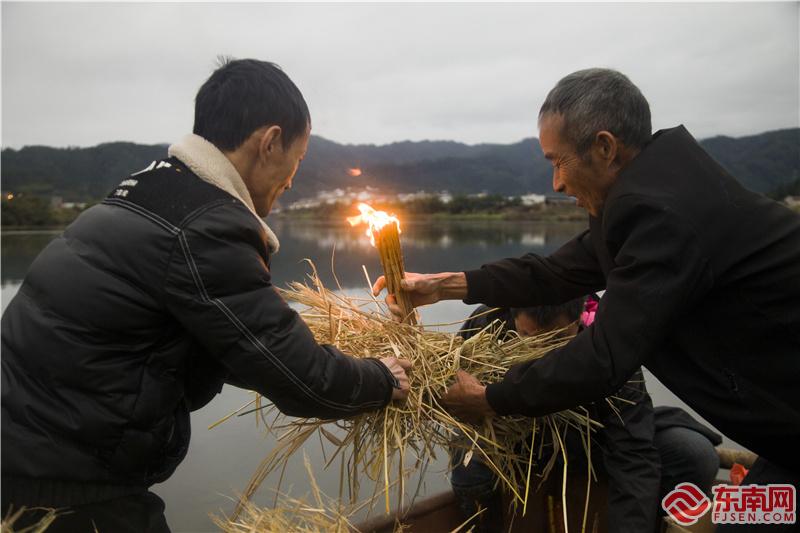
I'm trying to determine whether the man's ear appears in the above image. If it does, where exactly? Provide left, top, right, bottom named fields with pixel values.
left=257, top=125, right=283, bottom=162
left=593, top=130, right=618, bottom=166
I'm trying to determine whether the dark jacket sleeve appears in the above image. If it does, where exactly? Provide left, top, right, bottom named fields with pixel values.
left=596, top=369, right=661, bottom=533
left=163, top=204, right=393, bottom=419
left=464, top=229, right=606, bottom=307
left=484, top=195, right=714, bottom=416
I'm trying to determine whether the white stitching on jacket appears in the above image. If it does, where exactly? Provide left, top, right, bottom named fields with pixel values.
left=211, top=298, right=384, bottom=412
left=178, top=233, right=210, bottom=302
left=177, top=231, right=384, bottom=413
left=103, top=198, right=179, bottom=234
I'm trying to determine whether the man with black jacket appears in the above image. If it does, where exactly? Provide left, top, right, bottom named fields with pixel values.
left=1, top=59, right=411, bottom=531
left=374, top=69, right=800, bottom=505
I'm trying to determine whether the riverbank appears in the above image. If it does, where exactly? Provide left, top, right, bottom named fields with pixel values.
left=274, top=202, right=587, bottom=222
left=1, top=209, right=587, bottom=232
left=3, top=201, right=795, bottom=232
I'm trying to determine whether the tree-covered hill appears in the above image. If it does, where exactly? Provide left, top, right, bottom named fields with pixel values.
left=2, top=128, right=797, bottom=203
left=2, top=142, right=168, bottom=200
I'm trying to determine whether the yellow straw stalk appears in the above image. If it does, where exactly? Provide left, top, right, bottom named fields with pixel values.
left=226, top=263, right=603, bottom=525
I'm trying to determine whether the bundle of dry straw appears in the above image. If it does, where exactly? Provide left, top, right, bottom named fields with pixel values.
left=215, top=456, right=358, bottom=533
left=216, top=455, right=477, bottom=533
left=230, top=262, right=603, bottom=522
left=371, top=220, right=416, bottom=325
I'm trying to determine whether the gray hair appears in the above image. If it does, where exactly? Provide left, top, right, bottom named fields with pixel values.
left=538, top=68, right=652, bottom=156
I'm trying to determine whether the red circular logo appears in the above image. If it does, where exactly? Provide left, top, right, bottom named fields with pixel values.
left=662, top=482, right=711, bottom=525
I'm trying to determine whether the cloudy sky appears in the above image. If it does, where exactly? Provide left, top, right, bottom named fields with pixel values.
left=2, top=2, right=798, bottom=149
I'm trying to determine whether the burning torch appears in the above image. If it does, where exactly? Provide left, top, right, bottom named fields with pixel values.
left=347, top=203, right=418, bottom=325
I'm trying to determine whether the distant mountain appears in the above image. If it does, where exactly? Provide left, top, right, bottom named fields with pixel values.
left=2, top=128, right=798, bottom=203
left=699, top=129, right=799, bottom=194
left=1, top=142, right=168, bottom=200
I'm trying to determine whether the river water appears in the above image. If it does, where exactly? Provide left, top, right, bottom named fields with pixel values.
left=1, top=219, right=740, bottom=531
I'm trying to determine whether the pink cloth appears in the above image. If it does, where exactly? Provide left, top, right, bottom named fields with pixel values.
left=581, top=298, right=599, bottom=327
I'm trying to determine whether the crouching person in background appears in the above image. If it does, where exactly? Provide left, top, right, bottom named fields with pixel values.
left=1, top=58, right=410, bottom=532
left=449, top=297, right=720, bottom=533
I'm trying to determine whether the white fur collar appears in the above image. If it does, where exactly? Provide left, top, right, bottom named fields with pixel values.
left=168, top=134, right=279, bottom=253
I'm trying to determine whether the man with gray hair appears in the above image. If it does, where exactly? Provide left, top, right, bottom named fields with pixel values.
left=374, top=68, right=800, bottom=522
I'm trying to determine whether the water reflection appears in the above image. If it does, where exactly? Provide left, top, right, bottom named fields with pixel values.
left=267, top=219, right=586, bottom=291
left=1, top=222, right=586, bottom=291
left=1, top=230, right=62, bottom=287
left=272, top=219, right=581, bottom=249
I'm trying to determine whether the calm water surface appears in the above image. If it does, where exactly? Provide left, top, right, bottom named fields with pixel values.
left=1, top=219, right=739, bottom=532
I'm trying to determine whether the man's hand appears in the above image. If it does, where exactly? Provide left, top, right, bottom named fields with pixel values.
left=379, top=357, right=412, bottom=400
left=372, top=272, right=468, bottom=321
left=440, top=370, right=495, bottom=424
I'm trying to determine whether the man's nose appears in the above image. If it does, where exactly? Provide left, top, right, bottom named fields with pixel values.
left=552, top=171, right=564, bottom=193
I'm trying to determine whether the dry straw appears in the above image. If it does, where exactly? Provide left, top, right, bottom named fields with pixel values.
left=215, top=454, right=478, bottom=533
left=214, top=455, right=358, bottom=533
left=373, top=221, right=416, bottom=325
left=225, top=262, right=603, bottom=526
left=1, top=507, right=60, bottom=533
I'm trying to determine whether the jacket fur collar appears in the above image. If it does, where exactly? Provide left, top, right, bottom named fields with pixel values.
left=168, top=134, right=280, bottom=253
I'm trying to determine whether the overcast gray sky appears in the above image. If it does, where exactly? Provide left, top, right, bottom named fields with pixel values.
left=2, top=2, right=798, bottom=149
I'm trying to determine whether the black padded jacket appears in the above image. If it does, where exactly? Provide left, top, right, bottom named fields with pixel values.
left=1, top=157, right=395, bottom=506
left=466, top=126, right=800, bottom=475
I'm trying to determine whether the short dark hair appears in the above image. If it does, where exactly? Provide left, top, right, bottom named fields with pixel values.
left=538, top=68, right=651, bottom=156
left=511, top=297, right=585, bottom=329
left=193, top=58, right=310, bottom=151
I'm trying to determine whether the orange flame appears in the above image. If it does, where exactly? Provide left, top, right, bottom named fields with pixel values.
left=347, top=202, right=401, bottom=246
left=347, top=167, right=362, bottom=177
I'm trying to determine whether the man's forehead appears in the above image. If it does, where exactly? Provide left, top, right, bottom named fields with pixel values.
left=539, top=113, right=567, bottom=154
left=539, top=112, right=564, bottom=135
